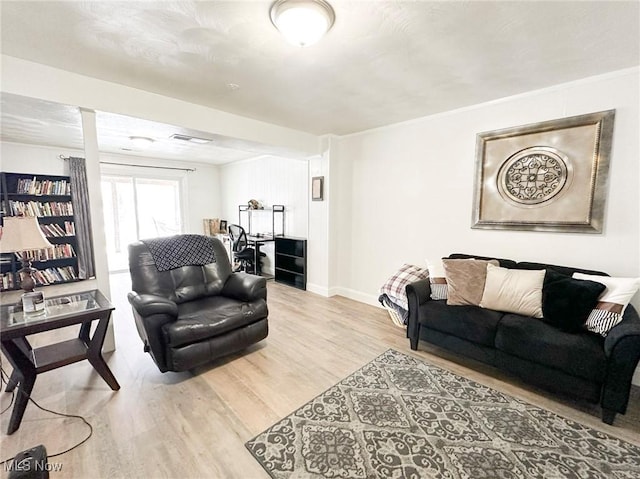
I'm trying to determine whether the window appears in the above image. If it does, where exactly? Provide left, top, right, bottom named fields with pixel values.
left=101, top=172, right=183, bottom=272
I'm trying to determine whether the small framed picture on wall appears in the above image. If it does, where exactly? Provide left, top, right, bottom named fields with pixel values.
left=311, top=176, right=324, bottom=201
left=219, top=220, right=227, bottom=233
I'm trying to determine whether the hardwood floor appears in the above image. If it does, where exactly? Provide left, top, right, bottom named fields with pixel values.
left=2, top=273, right=639, bottom=478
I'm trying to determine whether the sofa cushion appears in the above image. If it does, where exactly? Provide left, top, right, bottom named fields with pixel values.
left=443, top=258, right=499, bottom=306
left=480, top=264, right=545, bottom=318
left=168, top=319, right=269, bottom=372
left=495, top=314, right=607, bottom=382
left=573, top=273, right=640, bottom=336
left=419, top=300, right=504, bottom=347
left=542, top=270, right=606, bottom=333
left=165, top=296, right=268, bottom=347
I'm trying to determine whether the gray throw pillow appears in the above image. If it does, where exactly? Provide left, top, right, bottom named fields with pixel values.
left=443, top=258, right=499, bottom=306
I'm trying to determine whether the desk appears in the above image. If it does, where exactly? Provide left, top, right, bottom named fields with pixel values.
left=246, top=235, right=274, bottom=276
left=0, top=289, right=120, bottom=434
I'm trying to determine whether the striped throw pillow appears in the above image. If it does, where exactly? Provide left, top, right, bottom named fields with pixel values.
left=572, top=273, right=640, bottom=336
left=427, top=259, right=448, bottom=300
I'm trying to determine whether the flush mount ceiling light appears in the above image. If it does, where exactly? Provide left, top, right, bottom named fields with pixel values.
left=129, top=136, right=154, bottom=148
left=270, top=0, right=335, bottom=47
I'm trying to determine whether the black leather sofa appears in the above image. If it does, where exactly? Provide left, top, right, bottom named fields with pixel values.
left=127, top=235, right=268, bottom=372
left=407, top=253, right=640, bottom=425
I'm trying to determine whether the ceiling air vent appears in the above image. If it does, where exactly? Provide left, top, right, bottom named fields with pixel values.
left=170, top=134, right=211, bottom=144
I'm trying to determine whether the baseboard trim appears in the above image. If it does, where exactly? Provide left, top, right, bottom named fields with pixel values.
left=306, top=283, right=330, bottom=297
left=305, top=284, right=382, bottom=308
left=332, top=287, right=380, bottom=307
left=327, top=286, right=341, bottom=297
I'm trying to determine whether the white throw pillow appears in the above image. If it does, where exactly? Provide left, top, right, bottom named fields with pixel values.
left=480, top=264, right=545, bottom=318
left=572, top=273, right=640, bottom=336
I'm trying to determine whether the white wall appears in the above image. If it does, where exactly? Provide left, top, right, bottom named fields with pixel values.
left=1, top=142, right=76, bottom=180
left=219, top=155, right=308, bottom=274
left=332, top=67, right=640, bottom=385
left=333, top=68, right=640, bottom=310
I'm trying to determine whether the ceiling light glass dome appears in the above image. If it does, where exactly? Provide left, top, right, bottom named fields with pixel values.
left=270, top=0, right=335, bottom=47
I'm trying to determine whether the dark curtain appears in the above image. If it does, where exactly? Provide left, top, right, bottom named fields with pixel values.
left=69, top=157, right=96, bottom=279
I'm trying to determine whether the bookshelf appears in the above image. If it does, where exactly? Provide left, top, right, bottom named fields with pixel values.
left=274, top=236, right=307, bottom=290
left=1, top=172, right=82, bottom=291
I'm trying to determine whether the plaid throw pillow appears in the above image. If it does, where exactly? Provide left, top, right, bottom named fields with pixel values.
left=379, top=264, right=429, bottom=310
left=573, top=273, right=640, bottom=336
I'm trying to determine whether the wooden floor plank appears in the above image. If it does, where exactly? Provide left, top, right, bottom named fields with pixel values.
left=1, top=273, right=638, bottom=478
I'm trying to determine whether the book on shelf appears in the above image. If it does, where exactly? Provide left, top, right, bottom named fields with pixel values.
left=16, top=177, right=71, bottom=196
left=32, top=266, right=77, bottom=285
left=1, top=273, right=16, bottom=291
left=65, top=221, right=76, bottom=235
left=8, top=200, right=73, bottom=217
left=59, top=266, right=77, bottom=281
left=15, top=243, right=76, bottom=261
left=40, top=222, right=74, bottom=237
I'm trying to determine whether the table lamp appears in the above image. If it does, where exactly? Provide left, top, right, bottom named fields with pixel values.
left=0, top=216, right=53, bottom=313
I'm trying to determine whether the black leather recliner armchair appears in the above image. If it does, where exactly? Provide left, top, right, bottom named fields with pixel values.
left=127, top=235, right=268, bottom=372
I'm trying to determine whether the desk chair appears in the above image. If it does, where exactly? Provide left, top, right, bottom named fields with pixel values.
left=228, top=224, right=265, bottom=274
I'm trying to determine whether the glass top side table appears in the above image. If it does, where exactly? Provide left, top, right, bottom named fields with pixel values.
left=0, top=289, right=120, bottom=434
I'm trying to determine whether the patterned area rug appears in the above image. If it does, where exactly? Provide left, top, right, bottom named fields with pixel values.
left=245, top=349, right=640, bottom=478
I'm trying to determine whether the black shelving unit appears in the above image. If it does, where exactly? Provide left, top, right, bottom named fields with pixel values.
left=274, top=236, right=307, bottom=290
left=1, top=172, right=82, bottom=291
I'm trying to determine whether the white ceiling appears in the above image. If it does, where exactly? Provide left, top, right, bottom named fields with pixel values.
left=1, top=93, right=300, bottom=164
left=1, top=1, right=639, bottom=159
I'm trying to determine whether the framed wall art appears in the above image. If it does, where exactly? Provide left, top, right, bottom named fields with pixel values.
left=471, top=110, right=615, bottom=233
left=311, top=176, right=324, bottom=201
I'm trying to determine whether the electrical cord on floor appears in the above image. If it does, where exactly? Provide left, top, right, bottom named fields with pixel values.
left=0, top=383, right=15, bottom=415
left=0, top=358, right=93, bottom=466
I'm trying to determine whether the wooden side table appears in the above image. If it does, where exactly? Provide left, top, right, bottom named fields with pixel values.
left=0, top=289, right=120, bottom=435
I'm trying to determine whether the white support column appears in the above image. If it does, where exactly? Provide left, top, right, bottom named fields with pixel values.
left=307, top=136, right=339, bottom=296
left=80, top=108, right=115, bottom=352
left=306, top=150, right=329, bottom=295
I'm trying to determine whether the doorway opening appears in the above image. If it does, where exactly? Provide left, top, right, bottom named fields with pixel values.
left=101, top=173, right=183, bottom=272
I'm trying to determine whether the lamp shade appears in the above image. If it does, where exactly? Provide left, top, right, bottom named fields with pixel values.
left=0, top=216, right=53, bottom=253
left=270, top=0, right=335, bottom=47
